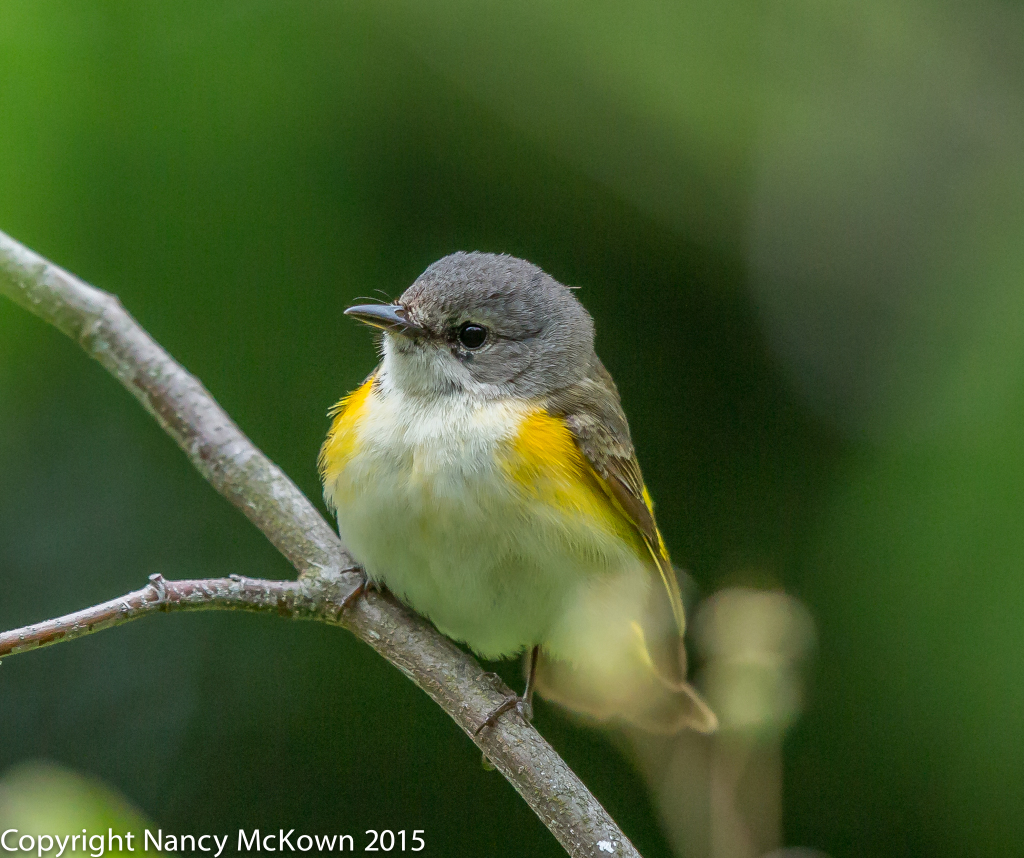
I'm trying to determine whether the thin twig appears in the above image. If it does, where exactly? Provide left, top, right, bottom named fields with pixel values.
left=0, top=575, right=305, bottom=657
left=0, top=228, right=641, bottom=858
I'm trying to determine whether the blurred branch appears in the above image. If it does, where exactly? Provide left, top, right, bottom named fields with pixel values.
left=0, top=228, right=641, bottom=858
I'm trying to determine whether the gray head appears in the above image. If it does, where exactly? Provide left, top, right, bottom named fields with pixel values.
left=346, top=252, right=596, bottom=399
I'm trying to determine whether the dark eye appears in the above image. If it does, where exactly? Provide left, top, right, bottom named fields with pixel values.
left=457, top=323, right=488, bottom=350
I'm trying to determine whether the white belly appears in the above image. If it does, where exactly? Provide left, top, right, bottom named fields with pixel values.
left=324, top=384, right=646, bottom=660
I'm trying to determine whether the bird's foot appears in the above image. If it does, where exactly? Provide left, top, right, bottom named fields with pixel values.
left=474, top=693, right=534, bottom=735
left=337, top=571, right=382, bottom=613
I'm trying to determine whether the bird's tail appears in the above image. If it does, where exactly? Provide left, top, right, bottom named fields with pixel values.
left=533, top=629, right=718, bottom=734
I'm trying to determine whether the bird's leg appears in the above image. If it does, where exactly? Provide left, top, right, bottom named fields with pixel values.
left=522, top=644, right=538, bottom=717
left=475, top=646, right=539, bottom=735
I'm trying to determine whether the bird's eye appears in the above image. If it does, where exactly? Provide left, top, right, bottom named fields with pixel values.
left=457, top=323, right=488, bottom=350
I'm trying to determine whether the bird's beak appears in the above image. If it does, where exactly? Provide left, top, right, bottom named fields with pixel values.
left=344, top=303, right=426, bottom=338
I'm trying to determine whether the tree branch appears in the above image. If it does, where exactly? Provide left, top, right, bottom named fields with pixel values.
left=0, top=575, right=304, bottom=656
left=0, top=229, right=641, bottom=858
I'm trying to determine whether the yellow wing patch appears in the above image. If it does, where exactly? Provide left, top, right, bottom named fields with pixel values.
left=318, top=375, right=376, bottom=507
left=507, top=408, right=687, bottom=637
left=502, top=409, right=644, bottom=551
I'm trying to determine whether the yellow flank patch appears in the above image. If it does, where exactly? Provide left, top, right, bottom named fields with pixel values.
left=503, top=409, right=644, bottom=553
left=318, top=376, right=376, bottom=503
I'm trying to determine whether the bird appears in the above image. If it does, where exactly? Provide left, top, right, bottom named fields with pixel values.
left=319, top=252, right=716, bottom=734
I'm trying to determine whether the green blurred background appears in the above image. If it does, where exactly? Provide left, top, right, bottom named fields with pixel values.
left=3, top=2, right=1024, bottom=856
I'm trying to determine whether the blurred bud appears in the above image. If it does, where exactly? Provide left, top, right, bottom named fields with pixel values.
left=0, top=761, right=153, bottom=846
left=694, top=588, right=816, bottom=738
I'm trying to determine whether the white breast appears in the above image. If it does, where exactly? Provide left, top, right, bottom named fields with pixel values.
left=324, top=373, right=643, bottom=660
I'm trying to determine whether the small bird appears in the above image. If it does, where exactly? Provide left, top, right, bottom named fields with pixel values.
left=320, top=252, right=716, bottom=734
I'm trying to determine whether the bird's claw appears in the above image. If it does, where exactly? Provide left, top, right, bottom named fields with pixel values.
left=338, top=571, right=380, bottom=613
left=475, top=694, right=533, bottom=735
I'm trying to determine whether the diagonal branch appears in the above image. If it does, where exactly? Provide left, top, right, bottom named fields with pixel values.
left=0, top=228, right=641, bottom=858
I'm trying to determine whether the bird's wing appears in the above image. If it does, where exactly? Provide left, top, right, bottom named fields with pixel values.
left=543, top=360, right=687, bottom=645
left=540, top=361, right=720, bottom=732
